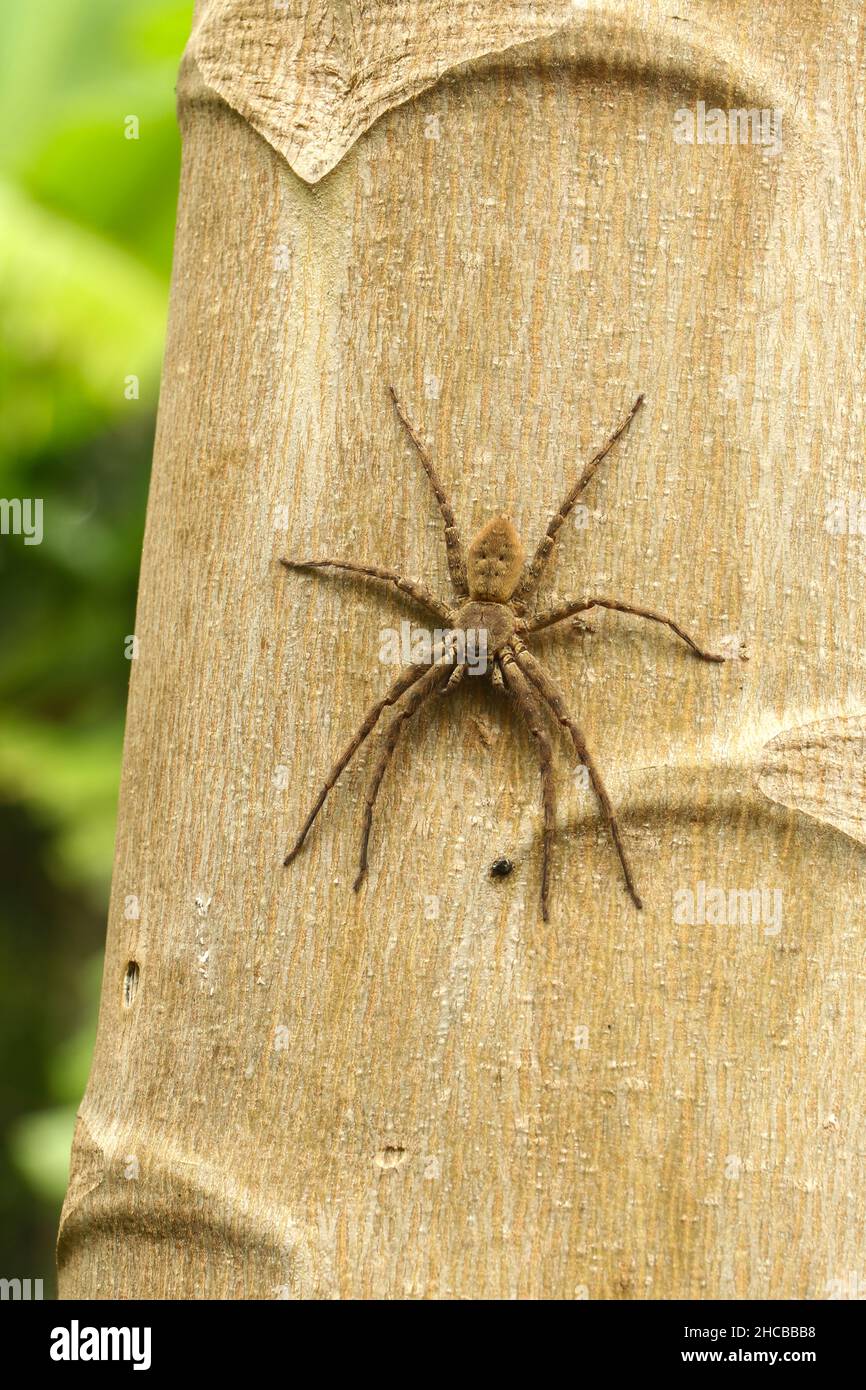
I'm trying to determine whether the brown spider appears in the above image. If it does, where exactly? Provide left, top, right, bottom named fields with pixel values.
left=280, top=386, right=725, bottom=920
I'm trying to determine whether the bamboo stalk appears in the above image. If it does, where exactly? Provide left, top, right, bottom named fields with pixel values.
left=59, top=1, right=866, bottom=1300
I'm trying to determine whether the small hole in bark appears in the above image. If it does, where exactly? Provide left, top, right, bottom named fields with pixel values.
left=490, top=856, right=514, bottom=879
left=123, top=961, right=140, bottom=1007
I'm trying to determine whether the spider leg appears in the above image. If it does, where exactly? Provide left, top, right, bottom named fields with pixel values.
left=498, top=653, right=556, bottom=921
left=283, top=662, right=433, bottom=866
left=280, top=558, right=454, bottom=624
left=524, top=608, right=595, bottom=639
left=526, top=596, right=724, bottom=661
left=508, top=641, right=643, bottom=910
left=353, top=660, right=451, bottom=890
left=388, top=386, right=468, bottom=598
left=514, top=394, right=644, bottom=603
left=442, top=663, right=466, bottom=694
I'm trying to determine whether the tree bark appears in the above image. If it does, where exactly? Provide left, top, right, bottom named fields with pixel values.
left=59, top=0, right=866, bottom=1299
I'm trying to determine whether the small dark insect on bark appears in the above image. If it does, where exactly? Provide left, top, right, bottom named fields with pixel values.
left=490, top=857, right=515, bottom=879
left=280, top=387, right=727, bottom=921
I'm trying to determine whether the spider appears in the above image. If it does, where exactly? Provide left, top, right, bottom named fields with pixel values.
left=280, top=386, right=725, bottom=920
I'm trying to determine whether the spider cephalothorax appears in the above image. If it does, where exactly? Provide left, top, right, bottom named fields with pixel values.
left=449, top=517, right=523, bottom=667
left=280, top=385, right=726, bottom=920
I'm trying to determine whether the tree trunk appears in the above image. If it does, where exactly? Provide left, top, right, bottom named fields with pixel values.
left=59, top=0, right=866, bottom=1299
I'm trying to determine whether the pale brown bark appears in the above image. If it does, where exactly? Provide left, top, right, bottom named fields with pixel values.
left=59, top=0, right=866, bottom=1299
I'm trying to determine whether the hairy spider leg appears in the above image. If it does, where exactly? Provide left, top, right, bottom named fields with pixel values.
left=527, top=595, right=724, bottom=660
left=354, top=660, right=452, bottom=890
left=508, top=641, right=643, bottom=910
left=388, top=385, right=468, bottom=598
left=499, top=653, right=556, bottom=921
left=515, top=394, right=644, bottom=603
left=283, top=662, right=433, bottom=865
left=280, top=558, right=453, bottom=624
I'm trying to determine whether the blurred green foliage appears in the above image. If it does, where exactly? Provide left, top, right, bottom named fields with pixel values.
left=0, top=0, right=193, bottom=1293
